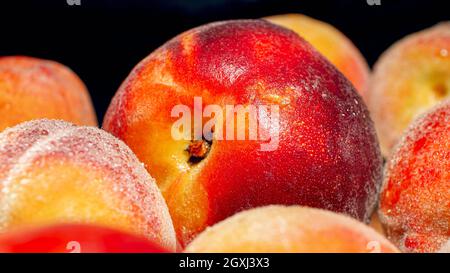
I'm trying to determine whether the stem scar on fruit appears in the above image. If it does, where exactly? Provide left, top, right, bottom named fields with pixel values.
left=187, top=139, right=212, bottom=164
left=186, top=125, right=214, bottom=165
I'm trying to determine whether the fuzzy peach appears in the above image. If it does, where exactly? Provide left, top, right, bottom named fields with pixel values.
left=379, top=100, right=450, bottom=253
left=0, top=56, right=97, bottom=131
left=265, top=14, right=370, bottom=95
left=367, top=23, right=450, bottom=156
left=0, top=224, right=169, bottom=253
left=0, top=119, right=176, bottom=251
left=185, top=206, right=399, bottom=253
left=103, top=20, right=383, bottom=246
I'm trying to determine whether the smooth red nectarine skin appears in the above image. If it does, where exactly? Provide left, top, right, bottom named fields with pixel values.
left=379, top=100, right=450, bottom=253
left=265, top=14, right=370, bottom=95
left=103, top=20, right=383, bottom=245
left=0, top=224, right=169, bottom=253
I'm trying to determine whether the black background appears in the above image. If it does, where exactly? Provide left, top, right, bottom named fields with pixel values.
left=1, top=0, right=448, bottom=123
left=0, top=252, right=441, bottom=272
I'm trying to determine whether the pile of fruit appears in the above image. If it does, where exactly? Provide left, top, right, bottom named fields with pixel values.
left=0, top=14, right=448, bottom=253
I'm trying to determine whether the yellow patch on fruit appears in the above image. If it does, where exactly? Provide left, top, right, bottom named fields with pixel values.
left=164, top=167, right=209, bottom=246
left=0, top=159, right=135, bottom=235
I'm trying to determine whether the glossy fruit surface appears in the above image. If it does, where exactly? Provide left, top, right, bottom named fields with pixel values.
left=103, top=20, right=383, bottom=245
left=0, top=224, right=169, bottom=253
left=265, top=14, right=370, bottom=95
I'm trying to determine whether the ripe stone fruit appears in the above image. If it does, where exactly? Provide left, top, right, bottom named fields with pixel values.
left=379, top=100, right=450, bottom=253
left=0, top=56, right=97, bottom=131
left=185, top=206, right=399, bottom=253
left=0, top=119, right=176, bottom=251
left=265, top=14, right=370, bottom=96
left=367, top=23, right=450, bottom=156
left=103, top=20, right=383, bottom=246
left=0, top=224, right=169, bottom=253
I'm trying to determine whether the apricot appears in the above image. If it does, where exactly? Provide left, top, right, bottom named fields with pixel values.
left=185, top=206, right=399, bottom=253
left=265, top=14, right=370, bottom=95
left=0, top=119, right=176, bottom=251
left=367, top=23, right=450, bottom=156
left=379, top=100, right=450, bottom=253
left=0, top=56, right=97, bottom=131
left=103, top=20, right=383, bottom=246
left=0, top=224, right=169, bottom=253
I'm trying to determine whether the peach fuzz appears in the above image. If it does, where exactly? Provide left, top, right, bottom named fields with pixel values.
left=103, top=20, right=383, bottom=246
left=265, top=14, right=370, bottom=95
left=185, top=206, right=399, bottom=253
left=379, top=100, right=450, bottom=253
left=0, top=224, right=170, bottom=253
left=366, top=22, right=450, bottom=156
left=0, top=56, right=97, bottom=131
left=0, top=119, right=176, bottom=251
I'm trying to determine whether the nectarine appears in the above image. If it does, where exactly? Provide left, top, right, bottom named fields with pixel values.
left=0, top=224, right=169, bottom=253
left=265, top=14, right=370, bottom=95
left=103, top=20, right=383, bottom=246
